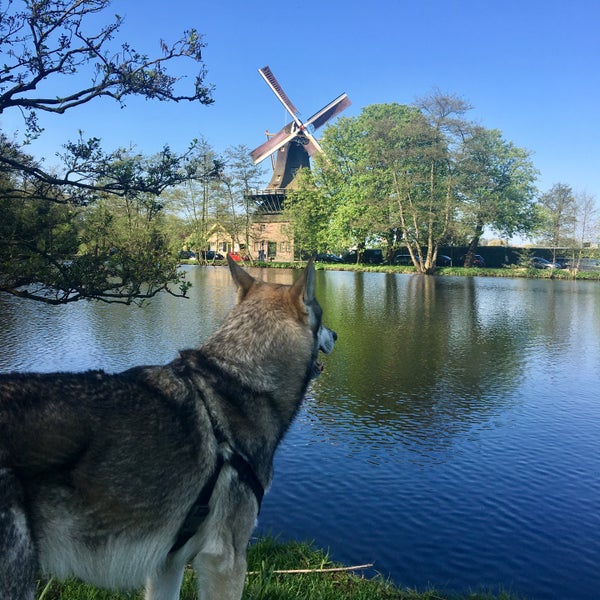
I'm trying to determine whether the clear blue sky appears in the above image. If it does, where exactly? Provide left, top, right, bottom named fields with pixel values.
left=3, top=0, right=599, bottom=200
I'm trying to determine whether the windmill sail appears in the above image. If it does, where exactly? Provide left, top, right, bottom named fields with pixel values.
left=307, top=93, right=351, bottom=130
left=250, top=125, right=296, bottom=164
left=259, top=66, right=299, bottom=118
left=250, top=66, right=350, bottom=169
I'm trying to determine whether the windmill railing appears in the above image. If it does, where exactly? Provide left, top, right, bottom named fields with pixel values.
left=245, top=188, right=287, bottom=197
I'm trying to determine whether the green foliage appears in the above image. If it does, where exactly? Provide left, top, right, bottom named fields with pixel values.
left=0, top=150, right=192, bottom=304
left=302, top=96, right=542, bottom=271
left=536, top=183, right=577, bottom=250
left=458, top=127, right=539, bottom=241
left=163, top=140, right=265, bottom=261
left=0, top=0, right=214, bottom=303
left=315, top=99, right=465, bottom=271
left=283, top=169, right=334, bottom=256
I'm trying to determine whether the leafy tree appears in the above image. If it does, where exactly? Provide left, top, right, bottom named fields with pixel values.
left=317, top=107, right=405, bottom=262
left=163, top=139, right=224, bottom=263
left=333, top=98, right=469, bottom=273
left=457, top=126, right=538, bottom=266
left=0, top=0, right=214, bottom=302
left=316, top=98, right=541, bottom=272
left=1, top=149, right=196, bottom=304
left=537, top=183, right=577, bottom=260
left=559, top=191, right=600, bottom=268
left=404, top=92, right=471, bottom=272
left=222, top=144, right=265, bottom=259
left=282, top=168, right=333, bottom=257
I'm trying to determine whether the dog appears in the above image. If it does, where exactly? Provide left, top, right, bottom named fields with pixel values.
left=0, top=256, right=336, bottom=600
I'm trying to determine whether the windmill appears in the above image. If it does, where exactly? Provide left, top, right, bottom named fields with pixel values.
left=248, top=66, right=350, bottom=213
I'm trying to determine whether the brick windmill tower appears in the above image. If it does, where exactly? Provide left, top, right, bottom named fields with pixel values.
left=246, top=66, right=350, bottom=260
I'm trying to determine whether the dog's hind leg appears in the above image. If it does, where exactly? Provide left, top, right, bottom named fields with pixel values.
left=145, top=562, right=185, bottom=600
left=0, top=468, right=37, bottom=600
left=193, top=553, right=247, bottom=600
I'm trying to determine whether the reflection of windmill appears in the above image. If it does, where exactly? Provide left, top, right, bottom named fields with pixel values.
left=247, top=66, right=350, bottom=214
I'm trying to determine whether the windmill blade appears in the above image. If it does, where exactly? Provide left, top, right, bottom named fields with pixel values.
left=250, top=125, right=299, bottom=164
left=306, top=93, right=351, bottom=131
left=259, top=66, right=302, bottom=124
left=302, top=132, right=323, bottom=156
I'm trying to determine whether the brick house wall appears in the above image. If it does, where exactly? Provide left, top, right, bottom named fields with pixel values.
left=251, top=215, right=294, bottom=262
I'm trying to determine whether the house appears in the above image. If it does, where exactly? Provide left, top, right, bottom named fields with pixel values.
left=199, top=220, right=293, bottom=262
left=249, top=202, right=293, bottom=262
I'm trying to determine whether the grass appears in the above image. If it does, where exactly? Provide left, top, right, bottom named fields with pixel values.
left=314, top=263, right=600, bottom=280
left=34, top=537, right=523, bottom=600
left=181, top=258, right=600, bottom=281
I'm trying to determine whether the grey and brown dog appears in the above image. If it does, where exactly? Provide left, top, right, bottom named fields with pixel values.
left=0, top=257, right=336, bottom=600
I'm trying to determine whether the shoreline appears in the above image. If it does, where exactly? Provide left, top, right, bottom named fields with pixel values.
left=181, top=259, right=600, bottom=281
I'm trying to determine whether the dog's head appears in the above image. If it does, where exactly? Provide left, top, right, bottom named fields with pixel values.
left=227, top=256, right=337, bottom=379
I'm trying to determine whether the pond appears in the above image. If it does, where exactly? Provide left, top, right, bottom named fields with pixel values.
left=1, top=266, right=599, bottom=599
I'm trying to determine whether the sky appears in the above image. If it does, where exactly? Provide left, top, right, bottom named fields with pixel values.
left=2, top=0, right=600, bottom=200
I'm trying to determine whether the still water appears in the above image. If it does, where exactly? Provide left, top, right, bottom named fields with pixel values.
left=1, top=267, right=599, bottom=599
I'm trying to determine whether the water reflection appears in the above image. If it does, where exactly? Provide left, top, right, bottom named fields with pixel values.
left=309, top=272, right=535, bottom=459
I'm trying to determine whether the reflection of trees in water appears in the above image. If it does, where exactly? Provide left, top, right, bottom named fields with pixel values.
left=0, top=266, right=239, bottom=372
left=310, top=273, right=586, bottom=455
left=2, top=267, right=598, bottom=455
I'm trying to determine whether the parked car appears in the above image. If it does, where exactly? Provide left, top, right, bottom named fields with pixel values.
left=342, top=249, right=383, bottom=264
left=200, top=251, right=224, bottom=260
left=530, top=257, right=560, bottom=269
left=462, top=254, right=485, bottom=267
left=575, top=258, right=600, bottom=271
left=315, top=253, right=343, bottom=263
left=555, top=256, right=571, bottom=269
left=392, top=253, right=452, bottom=267
left=392, top=253, right=416, bottom=266
left=555, top=257, right=600, bottom=271
left=177, top=250, right=196, bottom=260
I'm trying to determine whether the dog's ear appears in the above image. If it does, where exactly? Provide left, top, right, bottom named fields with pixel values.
left=291, top=258, right=315, bottom=304
left=228, top=254, right=255, bottom=301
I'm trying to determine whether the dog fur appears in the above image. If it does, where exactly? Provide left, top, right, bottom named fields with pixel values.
left=0, top=257, right=336, bottom=600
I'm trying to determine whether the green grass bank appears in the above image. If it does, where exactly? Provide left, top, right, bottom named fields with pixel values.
left=183, top=259, right=600, bottom=281
left=35, top=538, right=522, bottom=600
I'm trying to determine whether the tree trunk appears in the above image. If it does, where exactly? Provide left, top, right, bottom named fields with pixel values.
left=464, top=225, right=483, bottom=267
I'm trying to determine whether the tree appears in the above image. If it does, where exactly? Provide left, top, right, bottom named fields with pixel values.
left=574, top=191, right=599, bottom=250
left=318, top=98, right=540, bottom=272
left=406, top=92, right=471, bottom=272
left=223, top=144, right=265, bottom=259
left=313, top=100, right=465, bottom=270
left=561, top=191, right=600, bottom=268
left=317, top=107, right=411, bottom=262
left=282, top=168, right=333, bottom=257
left=0, top=0, right=214, bottom=302
left=537, top=183, right=577, bottom=260
left=458, top=126, right=538, bottom=266
left=1, top=149, right=196, bottom=304
left=350, top=97, right=469, bottom=273
left=163, top=139, right=224, bottom=263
